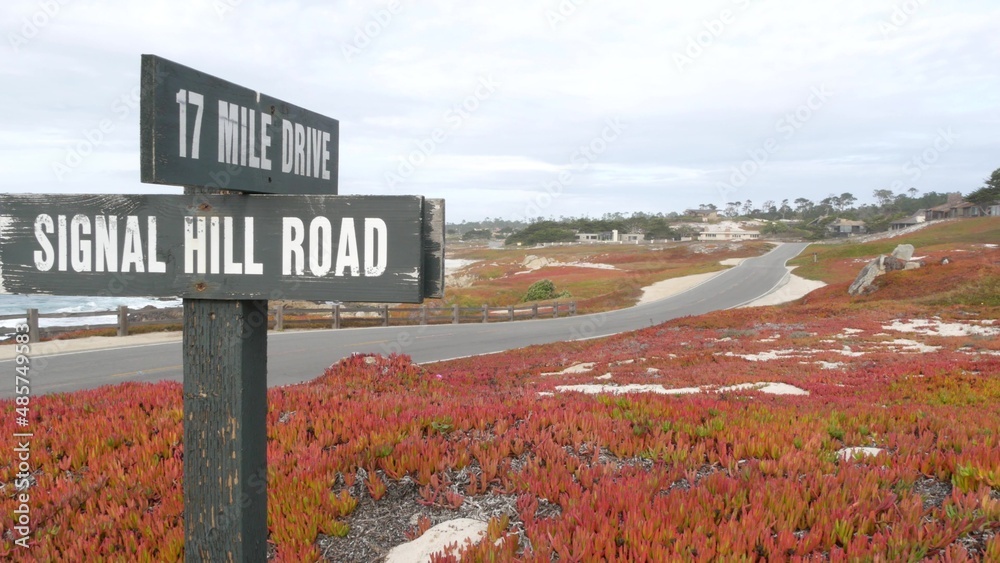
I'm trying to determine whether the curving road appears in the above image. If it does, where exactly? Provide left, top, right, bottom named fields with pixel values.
left=3, top=242, right=809, bottom=397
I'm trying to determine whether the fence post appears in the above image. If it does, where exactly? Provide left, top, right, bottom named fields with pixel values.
left=26, top=309, right=39, bottom=343
left=569, top=302, right=576, bottom=316
left=553, top=301, right=560, bottom=318
left=508, top=305, right=514, bottom=322
left=420, top=305, right=427, bottom=326
left=333, top=304, right=341, bottom=329
left=382, top=304, right=389, bottom=327
left=532, top=303, right=538, bottom=319
left=117, top=305, right=129, bottom=337
left=481, top=304, right=488, bottom=323
left=452, top=304, right=459, bottom=324
left=275, top=304, right=284, bottom=331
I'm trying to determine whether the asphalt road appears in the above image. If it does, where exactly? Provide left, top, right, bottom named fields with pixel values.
left=4, top=242, right=809, bottom=397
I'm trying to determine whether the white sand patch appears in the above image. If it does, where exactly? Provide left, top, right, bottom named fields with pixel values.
left=723, top=349, right=806, bottom=362
left=719, top=258, right=747, bottom=266
left=839, top=328, right=864, bottom=337
left=541, top=362, right=595, bottom=376
left=554, top=383, right=685, bottom=395
left=444, top=259, right=479, bottom=275
left=720, top=382, right=810, bottom=396
left=385, top=518, right=487, bottom=563
left=519, top=255, right=618, bottom=273
left=885, top=339, right=942, bottom=353
left=552, top=381, right=809, bottom=396
left=817, top=361, right=845, bottom=370
left=636, top=272, right=722, bottom=305
left=740, top=269, right=826, bottom=308
left=838, top=447, right=885, bottom=461
left=884, top=319, right=1000, bottom=337
left=595, top=373, right=613, bottom=380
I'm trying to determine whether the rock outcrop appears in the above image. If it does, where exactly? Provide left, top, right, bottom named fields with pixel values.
left=848, top=244, right=924, bottom=295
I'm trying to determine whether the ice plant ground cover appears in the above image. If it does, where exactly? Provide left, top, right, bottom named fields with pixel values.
left=2, top=222, right=1000, bottom=560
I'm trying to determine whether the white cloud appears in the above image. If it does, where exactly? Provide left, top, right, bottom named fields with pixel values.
left=1, top=0, right=998, bottom=220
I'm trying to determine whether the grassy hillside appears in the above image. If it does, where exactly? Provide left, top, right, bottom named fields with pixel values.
left=790, top=217, right=1000, bottom=286
left=2, top=225, right=999, bottom=560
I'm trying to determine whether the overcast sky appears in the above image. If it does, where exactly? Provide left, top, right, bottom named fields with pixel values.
left=3, top=0, right=998, bottom=223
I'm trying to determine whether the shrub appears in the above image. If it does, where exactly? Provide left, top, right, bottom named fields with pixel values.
left=523, top=279, right=571, bottom=301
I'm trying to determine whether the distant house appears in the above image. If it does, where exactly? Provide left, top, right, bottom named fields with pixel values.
left=576, top=232, right=615, bottom=242
left=924, top=192, right=991, bottom=220
left=827, top=219, right=867, bottom=236
left=925, top=201, right=983, bottom=220
left=889, top=211, right=926, bottom=231
left=697, top=222, right=760, bottom=241
left=575, top=230, right=644, bottom=244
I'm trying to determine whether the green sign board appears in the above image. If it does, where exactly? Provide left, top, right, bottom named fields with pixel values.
left=0, top=194, right=443, bottom=302
left=140, top=54, right=340, bottom=194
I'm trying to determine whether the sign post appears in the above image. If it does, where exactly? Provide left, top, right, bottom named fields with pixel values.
left=0, top=54, right=443, bottom=561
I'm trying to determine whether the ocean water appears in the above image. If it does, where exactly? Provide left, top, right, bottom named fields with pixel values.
left=0, top=295, right=182, bottom=329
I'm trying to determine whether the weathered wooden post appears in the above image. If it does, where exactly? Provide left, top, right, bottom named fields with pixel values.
left=26, top=308, right=39, bottom=343
left=531, top=303, right=538, bottom=319
left=333, top=304, right=341, bottom=329
left=117, top=305, right=129, bottom=337
left=274, top=303, right=284, bottom=331
left=452, top=303, right=459, bottom=324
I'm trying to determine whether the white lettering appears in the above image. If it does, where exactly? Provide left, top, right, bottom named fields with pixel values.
left=121, top=216, right=145, bottom=273
left=33, top=214, right=54, bottom=271
left=294, top=123, right=306, bottom=175
left=364, top=218, right=387, bottom=276
left=244, top=217, right=263, bottom=275
left=57, top=215, right=67, bottom=272
left=94, top=216, right=117, bottom=273
left=281, top=120, right=294, bottom=173
left=335, top=218, right=359, bottom=276
left=185, top=216, right=207, bottom=275
left=282, top=217, right=305, bottom=275
left=147, top=217, right=166, bottom=273
left=308, top=216, right=333, bottom=276
left=70, top=215, right=91, bottom=272
left=209, top=217, right=221, bottom=274
left=223, top=216, right=242, bottom=275
left=260, top=113, right=273, bottom=170
left=218, top=101, right=240, bottom=165
left=322, top=131, right=332, bottom=180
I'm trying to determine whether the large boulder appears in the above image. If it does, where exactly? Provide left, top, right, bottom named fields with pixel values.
left=848, top=259, right=883, bottom=295
left=891, top=244, right=915, bottom=261
left=847, top=245, right=922, bottom=295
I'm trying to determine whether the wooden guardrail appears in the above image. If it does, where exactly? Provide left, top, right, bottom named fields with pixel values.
left=0, top=301, right=577, bottom=340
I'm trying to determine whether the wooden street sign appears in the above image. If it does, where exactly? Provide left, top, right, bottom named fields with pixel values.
left=141, top=54, right=340, bottom=195
left=0, top=194, right=443, bottom=302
